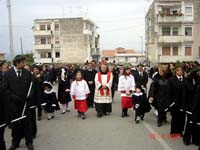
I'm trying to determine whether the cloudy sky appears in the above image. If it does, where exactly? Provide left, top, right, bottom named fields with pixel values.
left=0, top=0, right=153, bottom=59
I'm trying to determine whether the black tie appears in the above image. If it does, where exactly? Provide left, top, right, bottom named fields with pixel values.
left=17, top=70, right=21, bottom=78
left=139, top=72, right=142, bottom=77
left=179, top=77, right=182, bottom=82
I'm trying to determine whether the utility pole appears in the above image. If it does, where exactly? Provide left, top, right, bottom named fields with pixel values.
left=6, top=0, right=14, bottom=61
left=140, top=36, right=144, bottom=63
left=20, top=37, right=24, bottom=55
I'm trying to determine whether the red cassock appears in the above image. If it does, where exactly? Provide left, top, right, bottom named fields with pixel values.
left=121, top=97, right=133, bottom=109
left=74, top=100, right=88, bottom=113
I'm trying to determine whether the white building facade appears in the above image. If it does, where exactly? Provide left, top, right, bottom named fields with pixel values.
left=33, top=17, right=100, bottom=64
left=145, top=0, right=195, bottom=64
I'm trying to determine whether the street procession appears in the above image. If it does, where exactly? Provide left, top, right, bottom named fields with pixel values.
left=1, top=0, right=200, bottom=150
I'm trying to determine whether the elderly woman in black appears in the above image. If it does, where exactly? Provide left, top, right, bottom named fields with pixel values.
left=149, top=65, right=170, bottom=127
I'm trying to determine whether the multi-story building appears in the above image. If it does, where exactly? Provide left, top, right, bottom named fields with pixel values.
left=145, top=0, right=195, bottom=64
left=33, top=17, right=100, bottom=64
left=193, top=0, right=200, bottom=62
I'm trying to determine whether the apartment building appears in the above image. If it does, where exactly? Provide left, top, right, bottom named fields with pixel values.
left=145, top=0, right=195, bottom=64
left=193, top=0, right=200, bottom=62
left=33, top=17, right=100, bottom=64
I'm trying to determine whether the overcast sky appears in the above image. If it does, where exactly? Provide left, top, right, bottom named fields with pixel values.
left=0, top=0, right=153, bottom=59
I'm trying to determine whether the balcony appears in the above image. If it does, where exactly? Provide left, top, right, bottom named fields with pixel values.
left=157, top=14, right=184, bottom=23
left=158, top=35, right=184, bottom=43
left=34, top=44, right=52, bottom=50
left=83, top=29, right=92, bottom=35
left=158, top=35, right=193, bottom=43
left=34, top=58, right=53, bottom=64
left=34, top=30, right=52, bottom=36
left=184, top=36, right=193, bottom=42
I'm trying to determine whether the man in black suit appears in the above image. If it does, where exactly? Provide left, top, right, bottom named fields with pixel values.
left=4, top=56, right=34, bottom=150
left=132, top=64, right=148, bottom=89
left=0, top=62, right=8, bottom=150
left=84, top=62, right=97, bottom=108
left=168, top=66, right=190, bottom=136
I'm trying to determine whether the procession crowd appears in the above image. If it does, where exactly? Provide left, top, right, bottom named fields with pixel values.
left=0, top=55, right=200, bottom=150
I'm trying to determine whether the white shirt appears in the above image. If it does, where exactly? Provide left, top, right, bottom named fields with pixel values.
left=14, top=66, right=22, bottom=77
left=118, top=75, right=135, bottom=97
left=176, top=75, right=183, bottom=82
left=70, top=80, right=90, bottom=100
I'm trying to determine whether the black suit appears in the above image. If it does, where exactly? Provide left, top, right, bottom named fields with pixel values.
left=132, top=70, right=148, bottom=88
left=168, top=76, right=190, bottom=135
left=29, top=74, right=41, bottom=138
left=0, top=71, right=6, bottom=150
left=3, top=67, right=33, bottom=146
left=84, top=69, right=97, bottom=107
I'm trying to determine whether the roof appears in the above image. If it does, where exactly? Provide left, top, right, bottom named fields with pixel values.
left=0, top=52, right=5, bottom=55
left=34, top=17, right=96, bottom=25
left=102, top=48, right=137, bottom=57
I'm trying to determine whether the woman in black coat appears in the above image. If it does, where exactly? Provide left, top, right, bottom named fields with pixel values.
left=149, top=65, right=170, bottom=127
left=58, top=68, right=71, bottom=114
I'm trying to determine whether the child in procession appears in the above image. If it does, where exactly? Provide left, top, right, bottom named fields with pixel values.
left=132, top=85, right=151, bottom=124
left=70, top=71, right=90, bottom=120
left=58, top=68, right=71, bottom=114
left=43, top=81, right=60, bottom=120
left=118, top=65, right=135, bottom=117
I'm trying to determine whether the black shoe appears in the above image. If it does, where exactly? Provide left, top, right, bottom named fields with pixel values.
left=183, top=138, right=190, bottom=146
left=27, top=144, right=34, bottom=150
left=97, top=113, right=102, bottom=118
left=8, top=145, right=19, bottom=150
left=135, top=120, right=139, bottom=124
left=157, top=122, right=162, bottom=127
left=103, top=112, right=107, bottom=116
left=192, top=140, right=199, bottom=146
left=38, top=117, right=41, bottom=121
left=81, top=114, right=86, bottom=120
left=163, top=119, right=167, bottom=123
left=125, top=114, right=129, bottom=117
left=77, top=113, right=81, bottom=117
left=121, top=112, right=125, bottom=118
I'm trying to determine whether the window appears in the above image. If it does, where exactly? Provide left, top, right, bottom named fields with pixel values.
left=40, top=53, right=46, bottom=58
left=185, top=7, right=192, bottom=16
left=185, top=47, right=192, bottom=56
left=40, top=38, right=46, bottom=44
left=47, top=52, right=52, bottom=58
left=47, top=24, right=51, bottom=30
left=55, top=52, right=60, bottom=58
left=55, top=37, right=60, bottom=44
left=162, top=47, right=170, bottom=56
left=172, top=27, right=178, bottom=36
left=162, top=27, right=171, bottom=36
left=40, top=25, right=46, bottom=30
left=185, top=27, right=192, bottom=36
left=162, top=7, right=171, bottom=14
left=173, top=47, right=178, bottom=56
left=55, top=24, right=59, bottom=31
left=47, top=37, right=51, bottom=44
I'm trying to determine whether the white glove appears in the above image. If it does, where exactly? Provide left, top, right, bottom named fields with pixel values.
left=149, top=97, right=154, bottom=103
left=135, top=104, right=140, bottom=109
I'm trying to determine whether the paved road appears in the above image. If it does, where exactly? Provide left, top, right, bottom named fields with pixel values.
left=4, top=82, right=198, bottom=150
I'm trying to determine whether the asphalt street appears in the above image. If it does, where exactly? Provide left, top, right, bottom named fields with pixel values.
left=4, top=80, right=199, bottom=150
